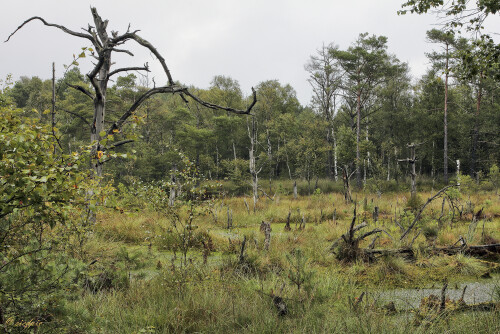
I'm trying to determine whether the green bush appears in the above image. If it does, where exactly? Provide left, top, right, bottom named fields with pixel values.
left=0, top=107, right=91, bottom=326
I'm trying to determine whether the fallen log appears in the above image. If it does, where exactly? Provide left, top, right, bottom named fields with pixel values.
left=358, top=243, right=500, bottom=262
left=433, top=243, right=500, bottom=257
left=362, top=247, right=415, bottom=261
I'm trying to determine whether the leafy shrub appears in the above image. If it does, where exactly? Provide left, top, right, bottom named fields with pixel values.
left=0, top=107, right=91, bottom=324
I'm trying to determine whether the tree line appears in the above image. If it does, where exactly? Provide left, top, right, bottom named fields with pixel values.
left=3, top=31, right=499, bottom=193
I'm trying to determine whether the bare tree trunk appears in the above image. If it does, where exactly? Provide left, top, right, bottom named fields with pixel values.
left=431, top=141, right=435, bottom=179
left=443, top=42, right=449, bottom=184
left=365, top=121, right=370, bottom=184
left=263, top=222, right=271, bottom=250
left=395, top=147, right=399, bottom=183
left=471, top=73, right=482, bottom=182
left=232, top=140, right=237, bottom=161
left=364, top=117, right=370, bottom=185
left=275, top=139, right=280, bottom=179
left=397, top=143, right=419, bottom=199
left=248, top=117, right=259, bottom=212
left=343, top=166, right=352, bottom=203
left=333, top=128, right=338, bottom=181
left=387, top=150, right=390, bottom=181
left=326, top=128, right=333, bottom=179
left=6, top=7, right=257, bottom=180
left=356, top=87, right=362, bottom=188
left=267, top=128, right=272, bottom=193
left=227, top=207, right=233, bottom=229
left=284, top=138, right=292, bottom=180
left=51, top=62, right=57, bottom=155
left=169, top=165, right=177, bottom=206
left=216, top=145, right=220, bottom=179
left=363, top=159, right=367, bottom=185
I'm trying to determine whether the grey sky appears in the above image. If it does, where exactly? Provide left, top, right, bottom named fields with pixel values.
left=1, top=1, right=497, bottom=105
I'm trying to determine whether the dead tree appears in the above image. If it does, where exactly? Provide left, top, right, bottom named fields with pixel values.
left=260, top=221, right=271, bottom=250
left=247, top=116, right=261, bottom=212
left=330, top=206, right=383, bottom=262
left=398, top=142, right=422, bottom=200
left=341, top=165, right=356, bottom=203
left=284, top=210, right=292, bottom=231
left=400, top=184, right=458, bottom=240
left=6, top=8, right=256, bottom=177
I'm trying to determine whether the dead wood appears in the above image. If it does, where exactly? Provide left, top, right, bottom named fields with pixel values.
left=284, top=210, right=291, bottom=231
left=440, top=280, right=448, bottom=312
left=260, top=221, right=271, bottom=250
left=272, top=295, right=288, bottom=316
left=6, top=7, right=257, bottom=178
left=432, top=243, right=500, bottom=257
left=239, top=236, right=247, bottom=264
left=400, top=184, right=458, bottom=240
left=330, top=206, right=386, bottom=261
left=362, top=247, right=415, bottom=258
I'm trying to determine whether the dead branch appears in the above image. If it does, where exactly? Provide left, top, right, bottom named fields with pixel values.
left=107, top=85, right=186, bottom=135
left=433, top=243, right=500, bottom=257
left=400, top=184, right=458, bottom=240
left=330, top=207, right=386, bottom=261
left=363, top=248, right=415, bottom=260
left=108, top=63, right=150, bottom=78
left=356, top=228, right=383, bottom=242
left=67, top=83, right=95, bottom=100
left=106, top=139, right=134, bottom=150
left=5, top=16, right=95, bottom=44
left=258, top=186, right=274, bottom=201
left=183, top=87, right=257, bottom=115
left=58, top=108, right=91, bottom=127
left=113, top=32, right=175, bottom=86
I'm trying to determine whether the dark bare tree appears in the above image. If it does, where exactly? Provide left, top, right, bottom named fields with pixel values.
left=6, top=7, right=256, bottom=177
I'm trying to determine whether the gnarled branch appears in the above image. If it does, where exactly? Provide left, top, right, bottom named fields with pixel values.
left=5, top=16, right=95, bottom=45
left=113, top=32, right=175, bottom=86
left=107, top=139, right=134, bottom=150
left=59, top=108, right=91, bottom=127
left=183, top=87, right=257, bottom=115
left=107, top=85, right=186, bottom=134
left=400, top=184, right=459, bottom=240
left=67, top=83, right=95, bottom=100
left=108, top=64, right=150, bottom=78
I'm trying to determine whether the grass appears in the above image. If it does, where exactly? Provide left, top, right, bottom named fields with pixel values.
left=52, top=186, right=500, bottom=333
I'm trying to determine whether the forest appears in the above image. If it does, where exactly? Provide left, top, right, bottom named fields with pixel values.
left=1, top=2, right=499, bottom=333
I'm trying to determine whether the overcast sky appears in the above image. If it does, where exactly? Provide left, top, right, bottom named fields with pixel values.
left=1, top=1, right=498, bottom=105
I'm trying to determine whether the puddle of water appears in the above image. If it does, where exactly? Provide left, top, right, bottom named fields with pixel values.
left=374, top=278, right=500, bottom=310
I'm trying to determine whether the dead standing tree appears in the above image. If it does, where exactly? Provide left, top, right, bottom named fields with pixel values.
left=247, top=116, right=261, bottom=212
left=6, top=7, right=256, bottom=177
left=398, top=142, right=422, bottom=200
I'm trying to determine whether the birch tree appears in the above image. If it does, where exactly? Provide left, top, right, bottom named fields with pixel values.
left=305, top=43, right=342, bottom=180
